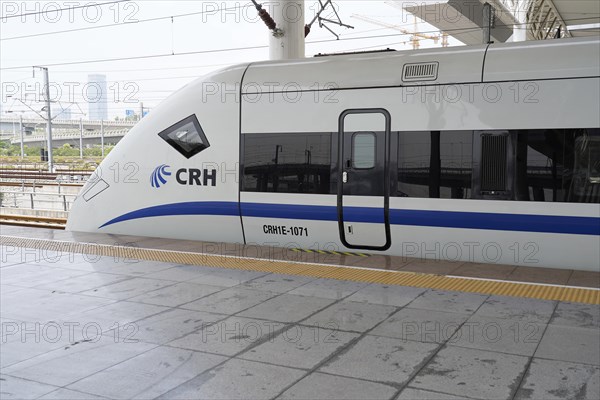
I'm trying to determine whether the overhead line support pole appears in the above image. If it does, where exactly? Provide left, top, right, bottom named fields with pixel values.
left=101, top=119, right=105, bottom=158
left=42, top=67, right=54, bottom=172
left=79, top=118, right=84, bottom=159
left=483, top=2, right=493, bottom=44
left=19, top=115, right=24, bottom=159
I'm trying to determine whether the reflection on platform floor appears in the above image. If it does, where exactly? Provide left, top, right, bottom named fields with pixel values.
left=1, top=237, right=599, bottom=399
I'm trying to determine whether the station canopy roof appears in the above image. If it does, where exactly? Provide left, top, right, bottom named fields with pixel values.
left=399, top=0, right=599, bottom=44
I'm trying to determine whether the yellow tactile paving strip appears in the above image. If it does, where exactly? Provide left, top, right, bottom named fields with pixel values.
left=2, top=235, right=599, bottom=305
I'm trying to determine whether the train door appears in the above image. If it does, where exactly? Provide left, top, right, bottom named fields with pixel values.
left=338, top=109, right=391, bottom=250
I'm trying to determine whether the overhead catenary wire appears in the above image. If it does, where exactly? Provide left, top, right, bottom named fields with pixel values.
left=4, top=27, right=397, bottom=75
left=3, top=3, right=597, bottom=43
left=1, top=0, right=129, bottom=20
left=1, top=4, right=249, bottom=42
left=5, top=17, right=595, bottom=72
left=0, top=25, right=481, bottom=114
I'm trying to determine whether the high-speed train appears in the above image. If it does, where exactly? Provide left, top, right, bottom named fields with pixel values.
left=67, top=37, right=600, bottom=271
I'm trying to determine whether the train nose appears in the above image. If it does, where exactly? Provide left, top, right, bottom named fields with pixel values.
left=66, top=168, right=112, bottom=232
left=77, top=171, right=111, bottom=203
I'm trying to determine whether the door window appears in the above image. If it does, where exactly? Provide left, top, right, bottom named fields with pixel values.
left=352, top=132, right=376, bottom=169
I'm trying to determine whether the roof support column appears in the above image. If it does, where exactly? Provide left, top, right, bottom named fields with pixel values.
left=512, top=0, right=528, bottom=41
left=269, top=0, right=305, bottom=60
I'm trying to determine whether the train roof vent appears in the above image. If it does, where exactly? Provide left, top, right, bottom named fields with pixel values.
left=402, top=62, right=439, bottom=82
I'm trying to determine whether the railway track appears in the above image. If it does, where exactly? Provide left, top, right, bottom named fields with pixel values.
left=0, top=214, right=67, bottom=230
left=0, top=168, right=92, bottom=182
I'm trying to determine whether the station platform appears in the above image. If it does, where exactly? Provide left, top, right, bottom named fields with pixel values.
left=1, top=225, right=599, bottom=399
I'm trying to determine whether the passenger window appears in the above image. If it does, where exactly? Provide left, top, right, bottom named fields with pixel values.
left=353, top=133, right=375, bottom=169
left=395, top=128, right=600, bottom=203
left=242, top=133, right=333, bottom=194
left=158, top=115, right=210, bottom=158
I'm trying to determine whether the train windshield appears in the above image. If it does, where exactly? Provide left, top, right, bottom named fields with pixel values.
left=158, top=115, right=210, bottom=159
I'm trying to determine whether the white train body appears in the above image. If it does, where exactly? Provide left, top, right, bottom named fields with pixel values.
left=67, top=37, right=600, bottom=271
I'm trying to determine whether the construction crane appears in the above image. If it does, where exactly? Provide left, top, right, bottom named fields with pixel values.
left=352, top=14, right=448, bottom=50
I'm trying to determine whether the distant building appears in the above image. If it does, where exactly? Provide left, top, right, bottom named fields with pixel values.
left=87, top=74, right=108, bottom=121
left=52, top=107, right=71, bottom=120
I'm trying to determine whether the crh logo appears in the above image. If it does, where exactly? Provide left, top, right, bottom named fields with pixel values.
left=151, top=164, right=171, bottom=188
left=150, top=165, right=218, bottom=189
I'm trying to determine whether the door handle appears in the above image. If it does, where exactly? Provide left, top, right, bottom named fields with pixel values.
left=342, top=171, right=348, bottom=183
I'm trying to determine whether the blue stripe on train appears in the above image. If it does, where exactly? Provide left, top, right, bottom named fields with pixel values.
left=388, top=209, right=600, bottom=236
left=99, top=201, right=239, bottom=228
left=99, top=201, right=600, bottom=236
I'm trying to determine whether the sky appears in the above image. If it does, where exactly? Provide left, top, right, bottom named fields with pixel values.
left=0, top=0, right=464, bottom=120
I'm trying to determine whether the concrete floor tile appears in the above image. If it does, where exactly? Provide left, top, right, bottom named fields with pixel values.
left=79, top=277, right=176, bottom=300
left=238, top=294, right=336, bottom=323
left=345, top=284, right=426, bottom=307
left=168, top=316, right=286, bottom=356
left=514, top=358, right=600, bottom=400
left=400, top=260, right=463, bottom=275
left=2, top=249, right=82, bottom=268
left=96, top=260, right=178, bottom=277
left=535, top=325, right=600, bottom=365
left=320, top=335, right=439, bottom=385
left=371, top=308, right=468, bottom=343
left=344, top=254, right=409, bottom=271
left=158, top=358, right=305, bottom=399
left=475, top=295, right=556, bottom=324
left=278, top=372, right=397, bottom=400
left=1, top=288, right=115, bottom=322
left=0, top=316, right=21, bottom=325
left=550, top=302, right=600, bottom=329
left=410, top=345, right=529, bottom=399
left=32, top=255, right=123, bottom=271
left=0, top=284, right=26, bottom=295
left=0, top=259, right=23, bottom=268
left=0, top=329, right=73, bottom=369
left=396, top=388, right=470, bottom=400
left=189, top=268, right=270, bottom=287
left=33, top=272, right=132, bottom=293
left=181, top=287, right=278, bottom=315
left=451, top=263, right=516, bottom=280
left=407, top=289, right=488, bottom=315
left=142, top=264, right=216, bottom=282
left=568, top=271, right=600, bottom=288
left=507, top=266, right=572, bottom=285
left=2, top=338, right=156, bottom=387
left=68, top=300, right=169, bottom=329
left=241, top=274, right=314, bottom=293
left=241, top=326, right=359, bottom=369
left=129, top=282, right=226, bottom=307
left=303, top=301, right=397, bottom=333
left=287, top=278, right=368, bottom=300
left=448, top=315, right=544, bottom=356
left=3, top=235, right=598, bottom=400
left=271, top=248, right=336, bottom=265
left=0, top=375, right=59, bottom=399
left=68, top=346, right=227, bottom=400
left=0, top=263, right=89, bottom=287
left=37, top=388, right=108, bottom=400
left=1, top=246, right=28, bottom=265
left=121, top=308, right=223, bottom=345
left=34, top=259, right=115, bottom=272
